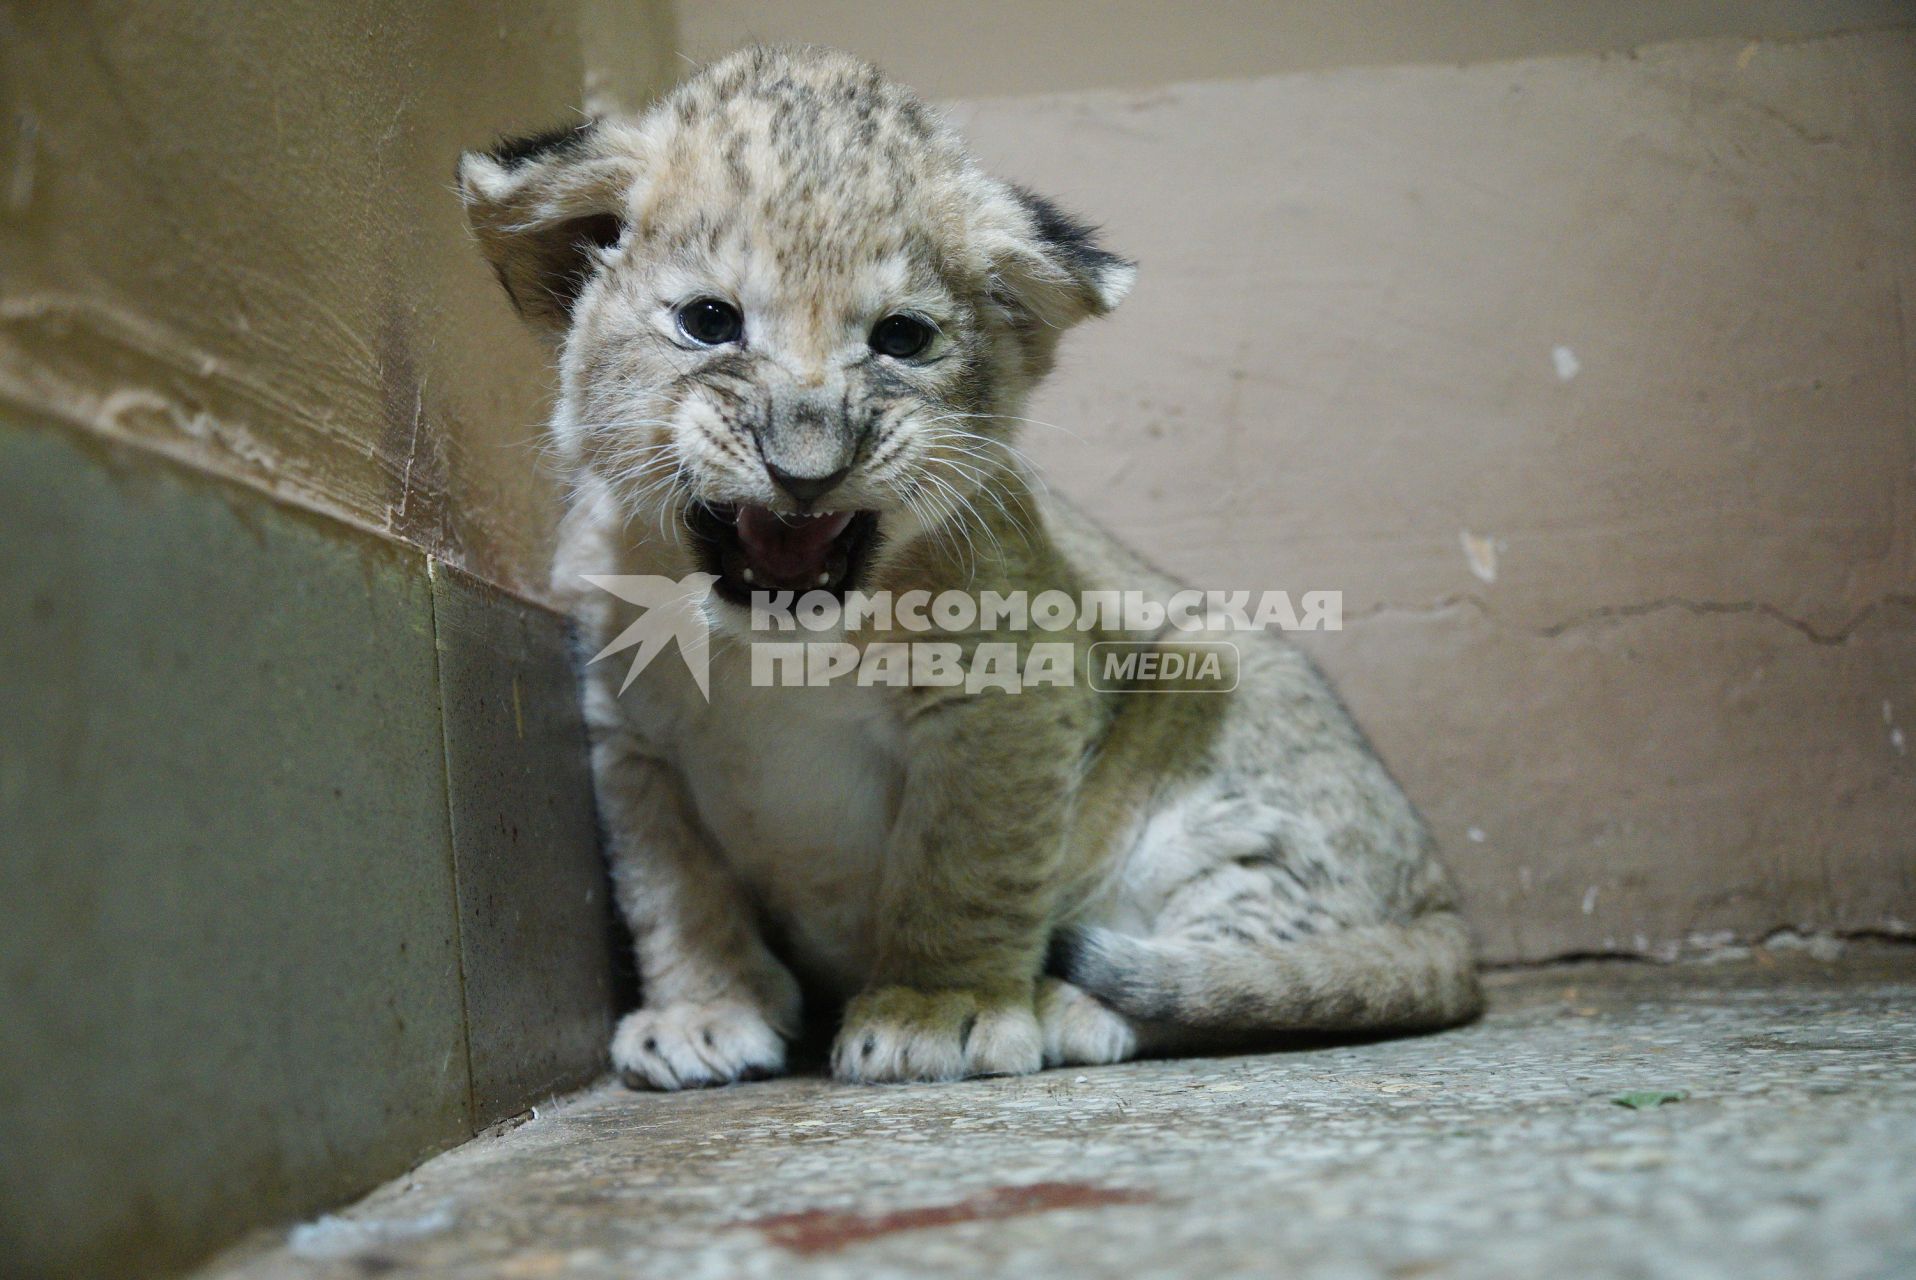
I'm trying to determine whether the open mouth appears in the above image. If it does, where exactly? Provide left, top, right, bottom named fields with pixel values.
left=688, top=503, right=882, bottom=605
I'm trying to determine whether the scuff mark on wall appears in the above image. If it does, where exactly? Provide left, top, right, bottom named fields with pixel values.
left=375, top=303, right=457, bottom=556
left=6, top=110, right=35, bottom=212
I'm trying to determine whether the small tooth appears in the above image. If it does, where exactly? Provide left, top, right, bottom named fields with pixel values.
left=741, top=567, right=757, bottom=583
left=815, top=573, right=830, bottom=586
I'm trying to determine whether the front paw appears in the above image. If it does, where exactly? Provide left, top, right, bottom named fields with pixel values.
left=611, top=1000, right=789, bottom=1090
left=831, top=985, right=1043, bottom=1083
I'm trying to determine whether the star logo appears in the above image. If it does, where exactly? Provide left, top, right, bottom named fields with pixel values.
left=579, top=572, right=719, bottom=699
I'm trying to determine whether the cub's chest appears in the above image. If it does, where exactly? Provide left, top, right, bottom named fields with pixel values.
left=669, top=660, right=906, bottom=990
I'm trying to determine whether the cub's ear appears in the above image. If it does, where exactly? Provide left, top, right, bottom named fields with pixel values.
left=455, top=120, right=644, bottom=332
left=980, top=183, right=1136, bottom=330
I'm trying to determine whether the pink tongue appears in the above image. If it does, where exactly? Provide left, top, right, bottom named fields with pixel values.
left=735, top=505, right=855, bottom=583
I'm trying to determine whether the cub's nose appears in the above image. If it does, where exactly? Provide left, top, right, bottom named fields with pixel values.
left=764, top=461, right=851, bottom=506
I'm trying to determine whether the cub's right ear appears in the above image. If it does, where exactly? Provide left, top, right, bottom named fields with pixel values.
left=455, top=120, right=644, bottom=333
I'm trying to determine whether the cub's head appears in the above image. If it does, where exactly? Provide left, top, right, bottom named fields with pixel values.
left=458, top=46, right=1130, bottom=603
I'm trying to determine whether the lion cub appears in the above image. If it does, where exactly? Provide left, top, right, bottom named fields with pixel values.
left=458, top=46, right=1479, bottom=1087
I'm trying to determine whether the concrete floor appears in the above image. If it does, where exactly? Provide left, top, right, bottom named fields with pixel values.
left=204, top=949, right=1916, bottom=1280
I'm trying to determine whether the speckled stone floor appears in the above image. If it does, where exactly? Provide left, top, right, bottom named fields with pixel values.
left=204, top=949, right=1916, bottom=1280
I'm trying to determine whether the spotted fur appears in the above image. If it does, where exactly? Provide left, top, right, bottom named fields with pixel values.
left=458, top=46, right=1479, bottom=1088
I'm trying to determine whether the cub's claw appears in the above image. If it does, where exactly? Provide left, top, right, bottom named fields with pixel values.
left=612, top=1001, right=789, bottom=1090
left=832, top=986, right=1043, bottom=1083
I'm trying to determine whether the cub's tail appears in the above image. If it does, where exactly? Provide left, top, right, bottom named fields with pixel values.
left=1049, top=911, right=1483, bottom=1036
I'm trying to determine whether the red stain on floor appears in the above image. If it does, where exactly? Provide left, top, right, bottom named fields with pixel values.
left=748, top=1181, right=1156, bottom=1256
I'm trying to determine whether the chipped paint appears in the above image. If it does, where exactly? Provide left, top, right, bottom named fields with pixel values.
left=1460, top=530, right=1500, bottom=584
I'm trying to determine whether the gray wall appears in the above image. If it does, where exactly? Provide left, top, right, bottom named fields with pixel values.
left=0, top=418, right=619, bottom=1278
left=0, top=2, right=678, bottom=1274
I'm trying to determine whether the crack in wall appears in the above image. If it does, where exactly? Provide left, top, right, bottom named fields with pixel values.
left=1342, top=592, right=1916, bottom=646
left=1339, top=594, right=1492, bottom=624
left=1535, top=596, right=1914, bottom=646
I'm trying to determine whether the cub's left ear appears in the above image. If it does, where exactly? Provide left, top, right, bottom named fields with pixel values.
left=983, top=184, right=1136, bottom=328
left=455, top=119, right=646, bottom=333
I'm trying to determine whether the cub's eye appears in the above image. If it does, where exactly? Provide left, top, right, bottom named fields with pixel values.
left=869, top=314, right=935, bottom=360
left=676, top=298, right=743, bottom=346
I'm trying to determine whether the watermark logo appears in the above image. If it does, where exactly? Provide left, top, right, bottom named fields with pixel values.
left=580, top=573, right=717, bottom=698
left=581, top=579, right=1335, bottom=698
left=1086, top=640, right=1240, bottom=693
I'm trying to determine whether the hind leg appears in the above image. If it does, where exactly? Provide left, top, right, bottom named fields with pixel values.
left=1036, top=977, right=1138, bottom=1066
left=1054, top=635, right=1480, bottom=1047
left=1040, top=776, right=1333, bottom=1062
left=1053, top=777, right=1480, bottom=1041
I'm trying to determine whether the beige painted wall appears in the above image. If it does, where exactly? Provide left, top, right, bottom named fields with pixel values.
left=674, top=0, right=1916, bottom=97
left=946, top=31, right=1915, bottom=962
left=0, top=1, right=675, bottom=603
